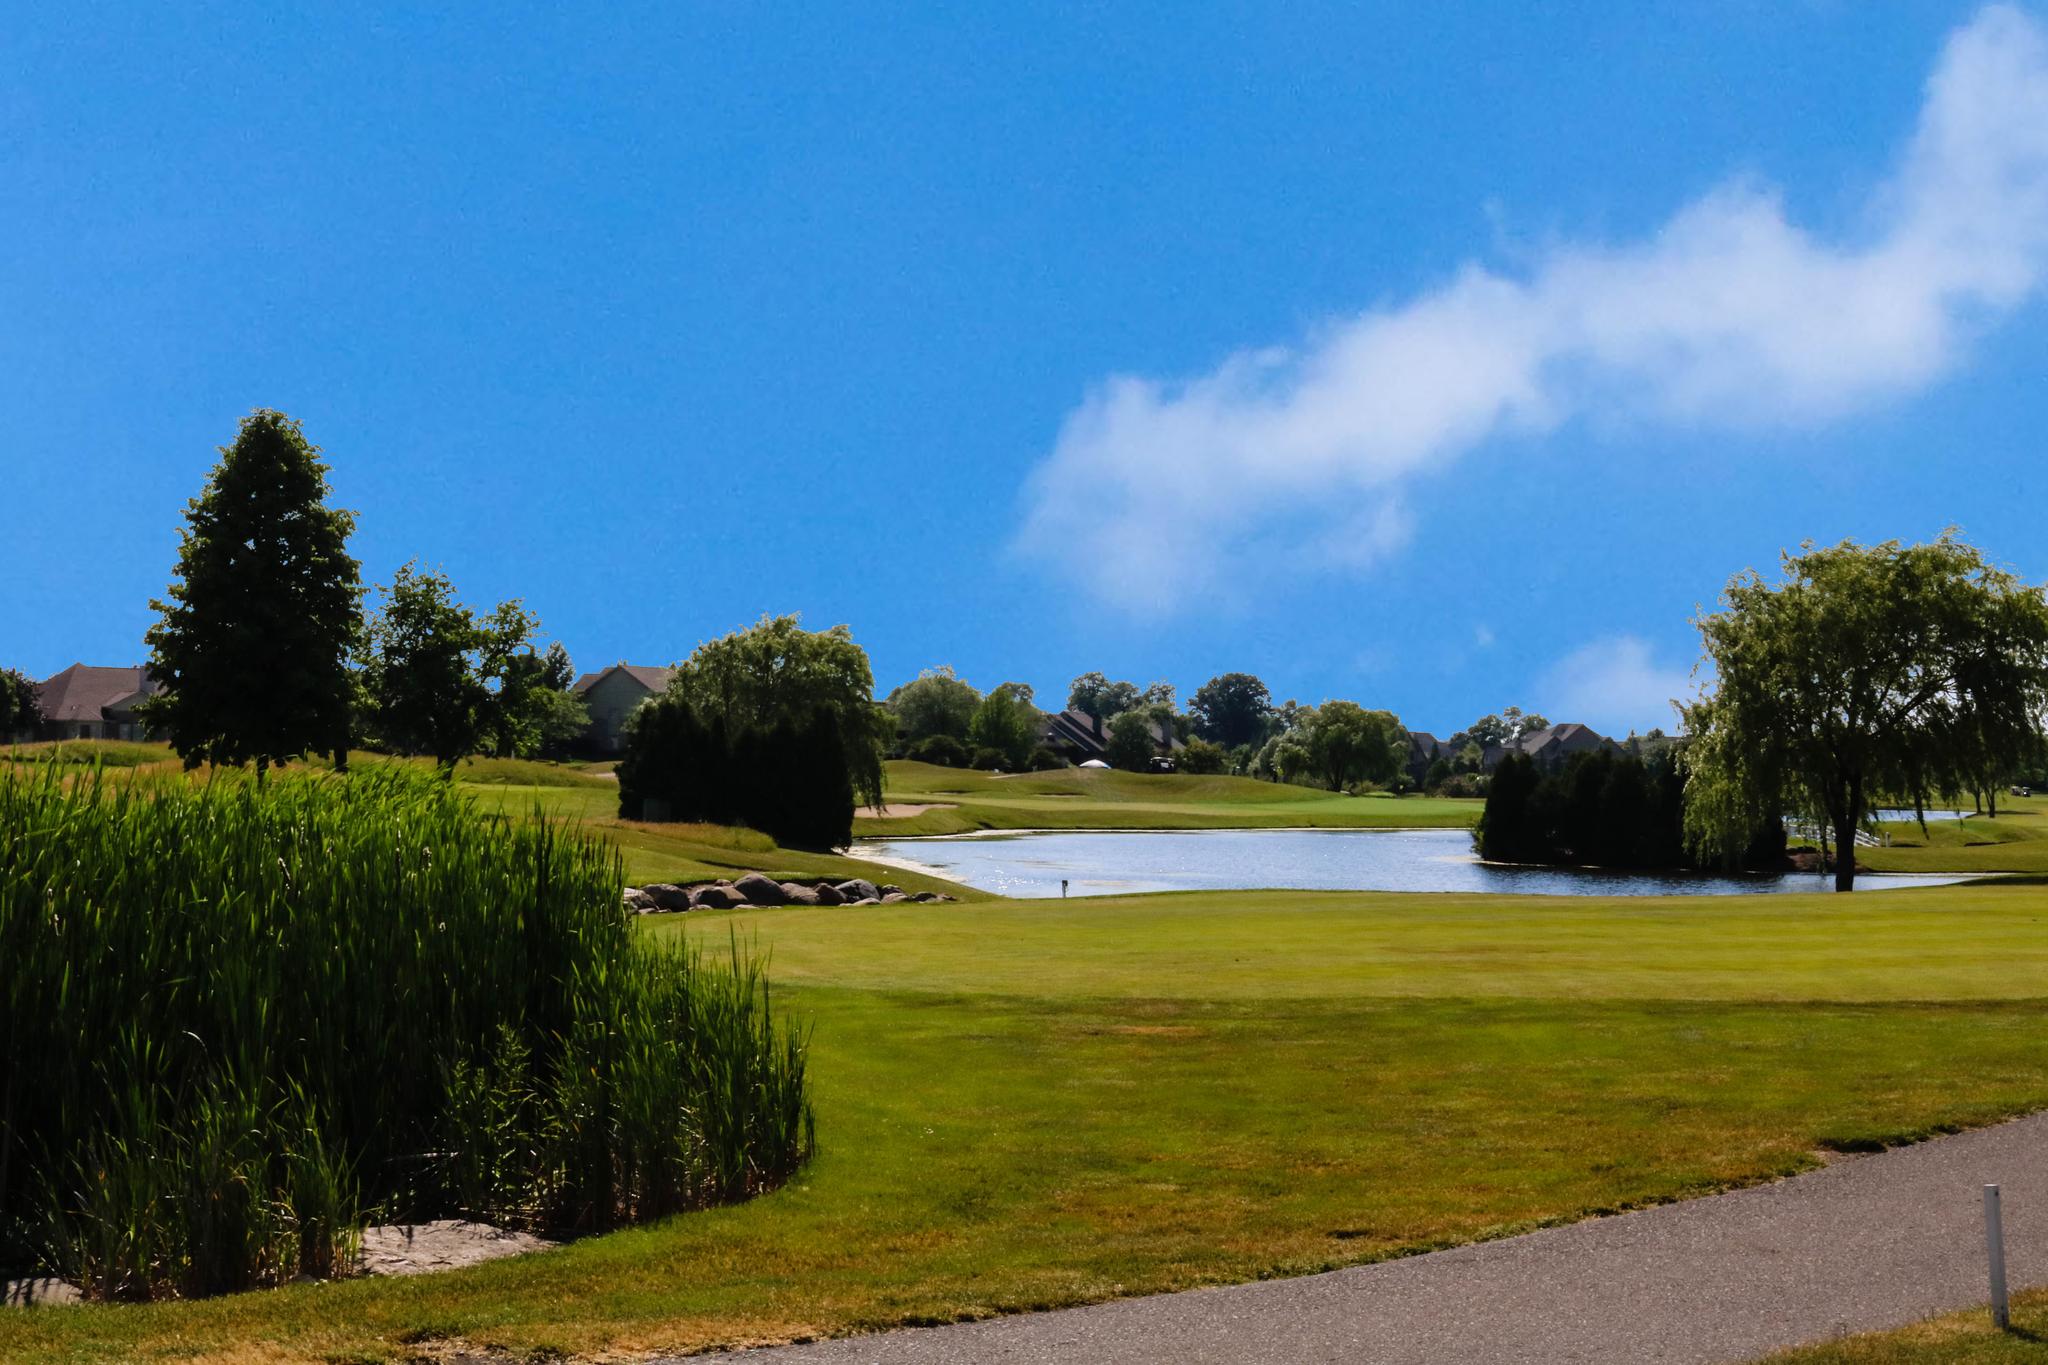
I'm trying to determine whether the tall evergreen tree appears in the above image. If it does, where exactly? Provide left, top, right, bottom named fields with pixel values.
left=142, top=411, right=362, bottom=771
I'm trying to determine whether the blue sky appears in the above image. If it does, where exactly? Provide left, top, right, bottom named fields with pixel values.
left=6, top=2, right=2046, bottom=737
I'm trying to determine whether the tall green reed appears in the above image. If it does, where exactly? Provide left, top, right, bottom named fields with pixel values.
left=0, top=762, right=812, bottom=1299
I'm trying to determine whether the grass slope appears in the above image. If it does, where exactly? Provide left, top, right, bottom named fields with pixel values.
left=859, top=760, right=1481, bottom=835
left=13, top=882, right=2048, bottom=1362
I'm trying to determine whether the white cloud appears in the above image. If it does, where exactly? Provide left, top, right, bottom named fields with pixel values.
left=1018, top=5, right=2048, bottom=611
left=1534, top=636, right=1700, bottom=735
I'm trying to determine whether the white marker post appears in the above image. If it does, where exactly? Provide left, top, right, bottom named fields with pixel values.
left=1986, top=1184, right=2011, bottom=1331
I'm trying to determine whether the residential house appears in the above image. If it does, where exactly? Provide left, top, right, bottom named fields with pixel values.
left=1041, top=708, right=1184, bottom=768
left=31, top=664, right=159, bottom=741
left=1483, top=722, right=1614, bottom=771
left=572, top=663, right=673, bottom=754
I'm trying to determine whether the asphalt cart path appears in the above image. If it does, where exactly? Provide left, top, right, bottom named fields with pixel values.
left=685, top=1111, right=2048, bottom=1364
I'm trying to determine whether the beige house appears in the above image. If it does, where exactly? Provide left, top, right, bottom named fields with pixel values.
left=571, top=663, right=673, bottom=753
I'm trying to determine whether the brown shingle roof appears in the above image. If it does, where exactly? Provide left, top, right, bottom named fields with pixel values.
left=572, top=663, right=673, bottom=696
left=35, top=665, right=152, bottom=723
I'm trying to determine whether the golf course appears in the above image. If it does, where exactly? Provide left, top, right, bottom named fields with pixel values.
left=8, top=747, right=2048, bottom=1362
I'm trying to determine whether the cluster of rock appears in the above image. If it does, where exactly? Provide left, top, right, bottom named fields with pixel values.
left=623, top=870, right=954, bottom=915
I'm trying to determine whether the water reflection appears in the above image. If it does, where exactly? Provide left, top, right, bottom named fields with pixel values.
left=858, top=827, right=1978, bottom=900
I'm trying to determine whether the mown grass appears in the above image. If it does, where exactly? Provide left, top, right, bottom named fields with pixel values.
left=0, top=740, right=177, bottom=769
left=1765, top=1289, right=2048, bottom=1361
left=858, top=760, right=1482, bottom=835
left=11, top=881, right=2048, bottom=1361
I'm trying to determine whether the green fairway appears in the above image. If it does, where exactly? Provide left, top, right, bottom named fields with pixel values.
left=857, top=759, right=1482, bottom=835
left=12, top=882, right=2048, bottom=1363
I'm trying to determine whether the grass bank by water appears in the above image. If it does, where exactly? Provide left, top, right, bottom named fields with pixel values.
left=856, top=760, right=1482, bottom=836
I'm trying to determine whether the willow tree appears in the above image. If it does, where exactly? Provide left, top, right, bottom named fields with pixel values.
left=665, top=614, right=889, bottom=810
left=1684, top=534, right=2048, bottom=890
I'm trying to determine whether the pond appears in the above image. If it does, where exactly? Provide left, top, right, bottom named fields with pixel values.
left=857, top=828, right=1979, bottom=900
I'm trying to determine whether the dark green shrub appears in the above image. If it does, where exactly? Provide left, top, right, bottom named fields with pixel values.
left=910, top=735, right=969, bottom=768
left=1, top=763, right=812, bottom=1299
left=620, top=697, right=852, bottom=848
left=970, top=746, right=1006, bottom=771
left=1027, top=746, right=1066, bottom=771
left=1177, top=738, right=1228, bottom=775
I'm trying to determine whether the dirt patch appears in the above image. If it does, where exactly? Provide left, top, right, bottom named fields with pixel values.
left=1, top=1224, right=551, bottom=1310
left=856, top=802, right=959, bottom=819
left=358, top=1220, right=555, bottom=1276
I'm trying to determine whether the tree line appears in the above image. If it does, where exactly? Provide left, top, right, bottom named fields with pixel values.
left=41, top=411, right=593, bottom=773
left=1477, top=748, right=1785, bottom=872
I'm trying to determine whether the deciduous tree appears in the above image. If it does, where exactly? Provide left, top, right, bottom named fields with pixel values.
left=1189, top=672, right=1275, bottom=749
left=0, top=668, right=42, bottom=738
left=885, top=667, right=982, bottom=744
left=361, top=563, right=491, bottom=767
left=1105, top=710, right=1159, bottom=770
left=968, top=683, right=1038, bottom=769
left=1067, top=672, right=1142, bottom=723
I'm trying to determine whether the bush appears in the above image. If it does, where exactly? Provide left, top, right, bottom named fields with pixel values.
left=970, top=746, right=1006, bottom=771
left=0, top=763, right=812, bottom=1299
left=1026, top=746, right=1066, bottom=771
left=909, top=734, right=969, bottom=768
left=619, top=697, right=853, bottom=849
left=1177, top=738, right=1227, bottom=775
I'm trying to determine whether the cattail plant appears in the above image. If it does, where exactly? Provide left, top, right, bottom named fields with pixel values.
left=0, top=762, right=812, bottom=1300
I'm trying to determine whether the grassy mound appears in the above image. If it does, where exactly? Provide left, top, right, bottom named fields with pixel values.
left=0, top=762, right=811, bottom=1301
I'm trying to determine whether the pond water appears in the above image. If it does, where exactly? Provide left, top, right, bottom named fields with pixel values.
left=858, top=828, right=1979, bottom=900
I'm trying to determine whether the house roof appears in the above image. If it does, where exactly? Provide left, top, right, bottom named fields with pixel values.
left=1041, top=708, right=1184, bottom=757
left=572, top=663, right=673, bottom=696
left=35, top=665, right=153, bottom=723
left=1519, top=722, right=1607, bottom=752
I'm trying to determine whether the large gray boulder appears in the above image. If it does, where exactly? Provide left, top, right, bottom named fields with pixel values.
left=880, top=891, right=912, bottom=904
left=692, top=882, right=744, bottom=910
left=733, top=872, right=789, bottom=906
left=780, top=882, right=821, bottom=906
left=834, top=878, right=880, bottom=903
left=813, top=882, right=846, bottom=906
left=623, top=887, right=657, bottom=913
left=644, top=883, right=694, bottom=912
